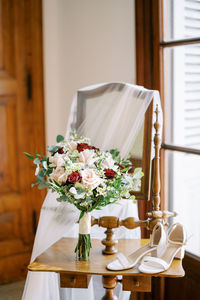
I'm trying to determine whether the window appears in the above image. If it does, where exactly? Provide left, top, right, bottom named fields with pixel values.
left=136, top=0, right=200, bottom=257
left=163, top=0, right=200, bottom=257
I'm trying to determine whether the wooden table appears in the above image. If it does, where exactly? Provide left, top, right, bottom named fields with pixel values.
left=28, top=238, right=184, bottom=300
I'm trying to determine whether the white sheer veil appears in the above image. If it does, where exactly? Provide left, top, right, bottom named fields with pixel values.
left=22, top=82, right=162, bottom=300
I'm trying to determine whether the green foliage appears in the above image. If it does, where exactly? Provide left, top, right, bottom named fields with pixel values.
left=33, top=158, right=41, bottom=165
left=120, top=167, right=130, bottom=173
left=57, top=195, right=68, bottom=202
left=48, top=145, right=59, bottom=154
left=38, top=182, right=49, bottom=189
left=79, top=211, right=85, bottom=220
left=74, top=182, right=85, bottom=192
left=56, top=135, right=64, bottom=143
left=110, top=148, right=120, bottom=159
left=24, top=152, right=34, bottom=160
left=75, top=233, right=92, bottom=260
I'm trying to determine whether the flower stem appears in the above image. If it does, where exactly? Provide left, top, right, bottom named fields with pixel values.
left=75, top=233, right=92, bottom=260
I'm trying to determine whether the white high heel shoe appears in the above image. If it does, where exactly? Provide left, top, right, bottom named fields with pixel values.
left=138, top=223, right=186, bottom=274
left=107, top=222, right=166, bottom=271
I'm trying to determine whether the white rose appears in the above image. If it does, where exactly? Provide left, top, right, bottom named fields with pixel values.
left=57, top=171, right=68, bottom=184
left=49, top=167, right=67, bottom=184
left=81, top=169, right=102, bottom=190
left=49, top=153, right=67, bottom=168
left=101, top=154, right=118, bottom=171
left=78, top=149, right=96, bottom=167
left=67, top=141, right=77, bottom=152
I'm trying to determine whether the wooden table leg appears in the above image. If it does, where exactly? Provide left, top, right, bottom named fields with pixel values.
left=102, top=275, right=118, bottom=300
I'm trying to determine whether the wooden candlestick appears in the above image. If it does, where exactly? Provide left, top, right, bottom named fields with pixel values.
left=152, top=105, right=161, bottom=211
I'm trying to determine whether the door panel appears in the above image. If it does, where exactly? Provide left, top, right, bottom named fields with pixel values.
left=0, top=0, right=45, bottom=283
left=0, top=97, right=17, bottom=192
left=0, top=0, right=15, bottom=77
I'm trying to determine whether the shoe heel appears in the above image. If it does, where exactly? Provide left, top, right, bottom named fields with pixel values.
left=175, top=247, right=185, bottom=259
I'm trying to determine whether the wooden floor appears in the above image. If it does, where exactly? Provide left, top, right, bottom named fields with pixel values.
left=0, top=280, right=25, bottom=300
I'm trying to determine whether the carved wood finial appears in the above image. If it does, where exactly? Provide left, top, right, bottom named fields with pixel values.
left=102, top=228, right=118, bottom=255
left=152, top=104, right=161, bottom=211
left=91, top=216, right=148, bottom=255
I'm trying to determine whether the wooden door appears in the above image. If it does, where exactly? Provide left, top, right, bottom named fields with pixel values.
left=0, top=0, right=45, bottom=283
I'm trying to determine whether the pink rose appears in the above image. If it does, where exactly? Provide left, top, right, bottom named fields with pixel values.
left=78, top=149, right=96, bottom=167
left=81, top=169, right=102, bottom=190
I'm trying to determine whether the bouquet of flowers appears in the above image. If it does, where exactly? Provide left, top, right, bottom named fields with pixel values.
left=25, top=132, right=143, bottom=260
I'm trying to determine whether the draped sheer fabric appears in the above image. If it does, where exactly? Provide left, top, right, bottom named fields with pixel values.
left=22, top=82, right=162, bottom=300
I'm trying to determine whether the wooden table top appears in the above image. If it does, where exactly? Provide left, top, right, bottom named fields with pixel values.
left=28, top=238, right=185, bottom=278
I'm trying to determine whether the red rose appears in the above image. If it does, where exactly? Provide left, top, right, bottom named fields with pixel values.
left=128, top=165, right=135, bottom=174
left=77, top=143, right=91, bottom=152
left=90, top=146, right=100, bottom=152
left=104, top=168, right=116, bottom=179
left=66, top=171, right=82, bottom=184
left=53, top=147, right=64, bottom=156
left=77, top=143, right=100, bottom=152
left=118, top=164, right=125, bottom=169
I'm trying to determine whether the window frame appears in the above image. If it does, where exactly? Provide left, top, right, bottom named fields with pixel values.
left=135, top=0, right=200, bottom=216
left=135, top=1, right=200, bottom=298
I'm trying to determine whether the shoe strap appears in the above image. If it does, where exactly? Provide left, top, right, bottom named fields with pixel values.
left=168, top=239, right=186, bottom=246
left=150, top=222, right=164, bottom=247
left=167, top=223, right=187, bottom=245
left=150, top=223, right=167, bottom=257
left=167, top=223, right=180, bottom=235
left=141, top=256, right=168, bottom=271
left=116, top=253, right=131, bottom=268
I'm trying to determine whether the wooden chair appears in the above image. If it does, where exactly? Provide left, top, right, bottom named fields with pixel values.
left=91, top=105, right=177, bottom=255
left=28, top=107, right=183, bottom=300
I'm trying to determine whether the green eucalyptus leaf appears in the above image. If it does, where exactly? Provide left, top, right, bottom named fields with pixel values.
left=57, top=195, right=67, bottom=202
left=46, top=168, right=53, bottom=176
left=56, top=135, right=64, bottom=143
left=38, top=169, right=46, bottom=177
left=48, top=145, right=59, bottom=153
left=110, top=149, right=120, bottom=159
left=33, top=158, right=41, bottom=165
left=75, top=182, right=85, bottom=190
left=120, top=167, right=129, bottom=173
left=85, top=197, right=91, bottom=202
left=36, top=175, right=46, bottom=183
left=24, top=152, right=34, bottom=160
left=38, top=182, right=49, bottom=189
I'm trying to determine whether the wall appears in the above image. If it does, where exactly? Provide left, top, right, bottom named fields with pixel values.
left=42, top=0, right=136, bottom=146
